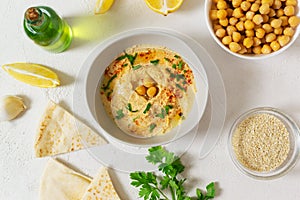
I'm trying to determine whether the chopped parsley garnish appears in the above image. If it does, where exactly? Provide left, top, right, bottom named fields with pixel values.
left=126, top=103, right=138, bottom=112
left=116, top=52, right=137, bottom=65
left=174, top=55, right=181, bottom=58
left=149, top=123, right=157, bottom=132
left=176, top=74, right=185, bottom=81
left=156, top=108, right=166, bottom=119
left=164, top=57, right=171, bottom=62
left=172, top=64, right=177, bottom=69
left=150, top=59, right=160, bottom=65
left=101, top=74, right=117, bottom=91
left=132, top=65, right=142, bottom=70
left=143, top=103, right=152, bottom=114
left=115, top=109, right=125, bottom=119
left=164, top=105, right=173, bottom=114
left=178, top=61, right=183, bottom=70
left=122, top=63, right=128, bottom=67
left=130, top=146, right=216, bottom=200
left=176, top=83, right=186, bottom=91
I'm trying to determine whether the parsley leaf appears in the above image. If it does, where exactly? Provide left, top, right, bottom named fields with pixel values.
left=115, top=109, right=124, bottom=119
left=133, top=65, right=142, bottom=70
left=143, top=103, right=152, bottom=114
left=116, top=52, right=137, bottom=65
left=126, top=103, right=138, bottom=112
left=130, top=146, right=217, bottom=200
left=101, top=74, right=117, bottom=91
left=150, top=59, right=160, bottom=65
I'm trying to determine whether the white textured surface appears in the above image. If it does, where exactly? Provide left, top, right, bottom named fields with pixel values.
left=1, top=0, right=300, bottom=199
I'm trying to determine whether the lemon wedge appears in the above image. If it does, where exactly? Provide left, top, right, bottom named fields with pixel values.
left=94, top=0, right=114, bottom=14
left=2, top=63, right=60, bottom=88
left=144, top=0, right=183, bottom=15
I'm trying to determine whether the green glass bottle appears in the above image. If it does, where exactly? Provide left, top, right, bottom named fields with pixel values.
left=23, top=6, right=73, bottom=53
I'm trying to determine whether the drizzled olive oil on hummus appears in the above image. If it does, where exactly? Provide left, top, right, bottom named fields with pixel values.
left=100, top=45, right=196, bottom=138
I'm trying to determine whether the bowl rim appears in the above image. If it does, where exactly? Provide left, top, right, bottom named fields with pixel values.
left=204, top=0, right=300, bottom=60
left=228, top=107, right=300, bottom=179
left=82, top=28, right=209, bottom=147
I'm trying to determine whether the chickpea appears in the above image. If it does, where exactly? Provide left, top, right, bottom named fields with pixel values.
left=219, top=18, right=229, bottom=26
left=233, top=8, right=244, bottom=18
left=222, top=35, right=233, bottom=45
left=268, top=9, right=276, bottom=17
left=276, top=9, right=284, bottom=17
left=146, top=86, right=158, bottom=98
left=213, top=24, right=223, bottom=31
left=241, top=1, right=251, bottom=11
left=253, top=14, right=264, bottom=25
left=227, top=8, right=234, bottom=17
left=286, top=0, right=297, bottom=6
left=265, top=33, right=277, bottom=42
left=256, top=28, right=266, bottom=38
left=261, top=44, right=272, bottom=54
left=259, top=4, right=270, bottom=15
left=236, top=21, right=245, bottom=31
left=238, top=45, right=248, bottom=54
left=284, top=6, right=295, bottom=16
left=246, top=30, right=255, bottom=37
left=227, top=25, right=237, bottom=35
left=215, top=28, right=226, bottom=38
left=270, top=18, right=282, bottom=28
left=283, top=27, right=295, bottom=36
left=253, top=37, right=262, bottom=46
left=210, top=10, right=218, bottom=20
left=272, top=0, right=282, bottom=9
left=232, top=31, right=242, bottom=42
left=243, top=37, right=254, bottom=48
left=262, top=24, right=273, bottom=33
left=274, top=27, right=283, bottom=35
left=217, top=0, right=228, bottom=9
left=232, top=0, right=243, bottom=7
left=288, top=16, right=300, bottom=27
left=217, top=9, right=227, bottom=19
left=144, top=81, right=155, bottom=88
left=244, top=20, right=255, bottom=30
left=278, top=35, right=290, bottom=46
left=251, top=3, right=260, bottom=12
left=229, top=17, right=239, bottom=25
left=279, top=16, right=289, bottom=26
left=135, top=85, right=146, bottom=96
left=253, top=46, right=262, bottom=54
left=229, top=42, right=242, bottom=52
left=240, top=16, right=247, bottom=22
left=262, top=0, right=274, bottom=5
left=246, top=11, right=255, bottom=20
left=270, top=41, right=281, bottom=51
left=262, top=14, right=269, bottom=23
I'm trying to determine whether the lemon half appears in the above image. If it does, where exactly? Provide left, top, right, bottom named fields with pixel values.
left=2, top=63, right=60, bottom=88
left=144, top=0, right=184, bottom=15
left=94, top=0, right=114, bottom=14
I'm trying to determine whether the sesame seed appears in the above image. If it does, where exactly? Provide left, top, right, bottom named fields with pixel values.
left=232, top=113, right=290, bottom=172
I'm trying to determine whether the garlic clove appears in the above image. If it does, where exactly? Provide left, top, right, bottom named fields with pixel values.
left=0, top=95, right=27, bottom=121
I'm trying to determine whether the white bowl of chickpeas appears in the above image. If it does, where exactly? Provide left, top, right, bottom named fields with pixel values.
left=205, top=0, right=300, bottom=59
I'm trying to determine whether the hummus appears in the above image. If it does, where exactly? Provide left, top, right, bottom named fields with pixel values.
left=100, top=45, right=196, bottom=138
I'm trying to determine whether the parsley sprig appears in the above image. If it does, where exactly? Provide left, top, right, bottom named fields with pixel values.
left=130, top=146, right=216, bottom=200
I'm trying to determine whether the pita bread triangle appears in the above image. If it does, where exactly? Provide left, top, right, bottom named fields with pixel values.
left=34, top=101, right=107, bottom=157
left=82, top=167, right=121, bottom=200
left=40, top=158, right=91, bottom=200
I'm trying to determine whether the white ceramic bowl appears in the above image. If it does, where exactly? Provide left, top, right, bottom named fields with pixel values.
left=82, top=29, right=209, bottom=147
left=205, top=0, right=300, bottom=60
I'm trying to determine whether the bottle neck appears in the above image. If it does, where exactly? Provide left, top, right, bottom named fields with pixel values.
left=24, top=7, right=48, bottom=30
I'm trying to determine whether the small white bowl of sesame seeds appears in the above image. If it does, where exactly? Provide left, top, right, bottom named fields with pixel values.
left=228, top=107, right=300, bottom=179
left=205, top=0, right=300, bottom=59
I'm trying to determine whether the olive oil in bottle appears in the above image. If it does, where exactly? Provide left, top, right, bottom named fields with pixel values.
left=23, top=6, right=73, bottom=53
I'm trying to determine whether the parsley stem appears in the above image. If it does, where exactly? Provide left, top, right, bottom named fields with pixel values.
left=156, top=187, right=169, bottom=200
left=170, top=186, right=176, bottom=200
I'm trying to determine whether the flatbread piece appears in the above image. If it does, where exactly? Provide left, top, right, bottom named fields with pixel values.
left=34, top=101, right=107, bottom=157
left=82, top=167, right=121, bottom=200
left=40, top=158, right=91, bottom=200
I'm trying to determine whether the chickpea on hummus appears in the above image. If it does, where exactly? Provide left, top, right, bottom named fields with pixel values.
left=100, top=45, right=196, bottom=138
